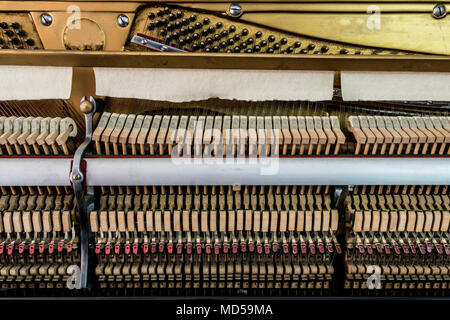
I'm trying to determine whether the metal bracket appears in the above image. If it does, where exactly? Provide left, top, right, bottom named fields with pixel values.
left=131, top=33, right=187, bottom=52
left=70, top=96, right=96, bottom=289
left=333, top=186, right=349, bottom=212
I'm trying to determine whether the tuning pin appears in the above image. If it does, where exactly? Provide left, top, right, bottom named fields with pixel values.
left=114, top=243, right=121, bottom=254
left=16, top=29, right=26, bottom=37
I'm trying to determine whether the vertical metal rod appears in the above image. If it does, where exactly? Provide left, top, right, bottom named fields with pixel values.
left=333, top=186, right=349, bottom=212
left=70, top=96, right=96, bottom=289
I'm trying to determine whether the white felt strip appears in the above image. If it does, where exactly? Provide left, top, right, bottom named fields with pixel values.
left=94, top=68, right=334, bottom=102
left=0, top=66, right=72, bottom=100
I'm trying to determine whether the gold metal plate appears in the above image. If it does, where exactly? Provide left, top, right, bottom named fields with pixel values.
left=0, top=13, right=43, bottom=49
left=0, top=1, right=449, bottom=54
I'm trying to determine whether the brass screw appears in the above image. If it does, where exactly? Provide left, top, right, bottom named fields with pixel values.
left=229, top=4, right=242, bottom=17
left=117, top=14, right=130, bottom=27
left=40, top=13, right=53, bottom=26
left=72, top=173, right=81, bottom=181
left=433, top=4, right=446, bottom=18
left=80, top=100, right=93, bottom=114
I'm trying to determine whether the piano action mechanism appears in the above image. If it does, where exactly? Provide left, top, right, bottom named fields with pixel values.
left=0, top=0, right=449, bottom=298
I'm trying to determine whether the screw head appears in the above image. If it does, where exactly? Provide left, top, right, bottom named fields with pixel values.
left=72, top=173, right=81, bottom=181
left=40, top=13, right=53, bottom=26
left=229, top=4, right=242, bottom=17
left=433, top=4, right=446, bottom=18
left=80, top=100, right=93, bottom=114
left=117, top=14, right=130, bottom=27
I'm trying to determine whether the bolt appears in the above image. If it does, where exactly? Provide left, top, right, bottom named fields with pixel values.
left=72, top=173, right=81, bottom=181
left=117, top=14, right=130, bottom=27
left=433, top=4, right=446, bottom=18
left=229, top=4, right=242, bottom=17
left=80, top=100, right=93, bottom=114
left=40, top=13, right=53, bottom=26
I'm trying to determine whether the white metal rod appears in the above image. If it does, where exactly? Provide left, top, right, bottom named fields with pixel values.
left=85, top=157, right=450, bottom=186
left=0, top=158, right=71, bottom=186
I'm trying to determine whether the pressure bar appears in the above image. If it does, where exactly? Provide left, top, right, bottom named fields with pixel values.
left=1, top=156, right=448, bottom=186
left=84, top=156, right=450, bottom=186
